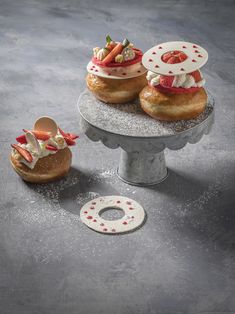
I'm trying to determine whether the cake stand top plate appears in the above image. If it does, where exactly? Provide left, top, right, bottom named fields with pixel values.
left=78, top=90, right=214, bottom=139
left=78, top=90, right=214, bottom=153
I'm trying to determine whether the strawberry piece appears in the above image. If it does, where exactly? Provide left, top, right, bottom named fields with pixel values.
left=162, top=52, right=172, bottom=62
left=11, top=144, right=33, bottom=162
left=67, top=133, right=79, bottom=140
left=190, top=70, right=202, bottom=82
left=23, top=129, right=50, bottom=141
left=64, top=136, right=76, bottom=146
left=16, top=134, right=27, bottom=144
left=175, top=56, right=182, bottom=63
left=159, top=75, right=174, bottom=87
left=179, top=52, right=188, bottom=62
left=167, top=56, right=181, bottom=64
left=59, top=127, right=76, bottom=145
left=154, top=84, right=200, bottom=94
left=167, top=56, right=177, bottom=64
left=45, top=144, right=58, bottom=151
left=58, top=127, right=67, bottom=138
left=162, top=51, right=187, bottom=64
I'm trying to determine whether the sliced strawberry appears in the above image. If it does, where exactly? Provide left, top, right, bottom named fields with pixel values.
left=154, top=84, right=200, bottom=94
left=59, top=128, right=77, bottom=145
left=162, top=52, right=172, bottom=63
left=23, top=129, right=51, bottom=141
left=190, top=70, right=202, bottom=82
left=162, top=51, right=187, bottom=64
left=64, top=136, right=76, bottom=146
left=58, top=127, right=67, bottom=138
left=167, top=56, right=177, bottom=64
left=168, top=56, right=182, bottom=64
left=159, top=75, right=174, bottom=87
left=11, top=144, right=33, bottom=162
left=16, top=134, right=27, bottom=144
left=175, top=56, right=182, bottom=63
left=45, top=144, right=58, bottom=151
left=179, top=52, right=188, bottom=62
left=67, top=133, right=79, bottom=140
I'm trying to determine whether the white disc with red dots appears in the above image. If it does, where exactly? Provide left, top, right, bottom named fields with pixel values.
left=142, top=41, right=208, bottom=76
left=80, top=196, right=145, bottom=234
left=87, top=61, right=146, bottom=79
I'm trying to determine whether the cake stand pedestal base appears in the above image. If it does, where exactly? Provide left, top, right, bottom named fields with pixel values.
left=117, top=150, right=167, bottom=186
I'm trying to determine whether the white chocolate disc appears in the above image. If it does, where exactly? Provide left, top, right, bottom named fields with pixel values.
left=142, top=41, right=208, bottom=76
left=25, top=131, right=41, bottom=154
left=34, top=116, right=58, bottom=137
left=80, top=196, right=145, bottom=234
left=87, top=61, right=147, bottom=80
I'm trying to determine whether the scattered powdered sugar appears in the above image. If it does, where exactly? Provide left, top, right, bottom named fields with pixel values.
left=78, top=90, right=214, bottom=137
left=99, top=169, right=115, bottom=178
left=90, top=168, right=116, bottom=182
left=76, top=191, right=100, bottom=205
left=176, top=180, right=220, bottom=218
left=1, top=168, right=122, bottom=263
left=33, top=170, right=81, bottom=201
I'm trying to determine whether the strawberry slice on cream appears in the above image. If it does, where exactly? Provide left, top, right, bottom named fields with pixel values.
left=16, top=134, right=27, bottom=144
left=11, top=144, right=33, bottom=163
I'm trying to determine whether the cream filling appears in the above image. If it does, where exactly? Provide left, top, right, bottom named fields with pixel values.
left=146, top=70, right=205, bottom=88
left=12, top=132, right=67, bottom=169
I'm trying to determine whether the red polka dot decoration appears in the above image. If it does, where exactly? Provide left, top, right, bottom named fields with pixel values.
left=142, top=41, right=208, bottom=76
left=86, top=61, right=147, bottom=80
left=80, top=196, right=146, bottom=234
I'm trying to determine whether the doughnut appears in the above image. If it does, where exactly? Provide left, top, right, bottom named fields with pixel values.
left=10, top=117, right=79, bottom=183
left=86, top=35, right=147, bottom=104
left=10, top=147, right=72, bottom=183
left=139, top=85, right=207, bottom=121
left=86, top=73, right=147, bottom=104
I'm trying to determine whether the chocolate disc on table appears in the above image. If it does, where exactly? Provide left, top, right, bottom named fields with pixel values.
left=34, top=116, right=58, bottom=137
left=87, top=61, right=147, bottom=80
left=80, top=196, right=146, bottom=234
left=142, top=41, right=208, bottom=76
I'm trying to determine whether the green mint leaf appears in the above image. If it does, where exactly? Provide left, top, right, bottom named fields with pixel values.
left=106, top=35, right=112, bottom=44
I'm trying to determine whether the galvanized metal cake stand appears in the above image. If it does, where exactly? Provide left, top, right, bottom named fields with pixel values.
left=78, top=90, right=214, bottom=186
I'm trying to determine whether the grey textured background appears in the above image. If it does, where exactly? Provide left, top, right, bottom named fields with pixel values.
left=0, top=0, right=235, bottom=313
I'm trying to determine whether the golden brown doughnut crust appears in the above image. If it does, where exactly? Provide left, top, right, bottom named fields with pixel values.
left=10, top=147, right=72, bottom=183
left=86, top=73, right=147, bottom=104
left=139, top=86, right=207, bottom=121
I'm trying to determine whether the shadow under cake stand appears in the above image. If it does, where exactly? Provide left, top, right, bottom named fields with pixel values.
left=78, top=90, right=214, bottom=186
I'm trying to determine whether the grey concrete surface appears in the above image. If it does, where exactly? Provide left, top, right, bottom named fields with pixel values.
left=0, top=0, right=235, bottom=313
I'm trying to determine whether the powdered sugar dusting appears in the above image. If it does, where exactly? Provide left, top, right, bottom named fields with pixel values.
left=90, top=169, right=116, bottom=182
left=176, top=180, right=220, bottom=218
left=78, top=90, right=214, bottom=137
left=76, top=191, right=100, bottom=205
